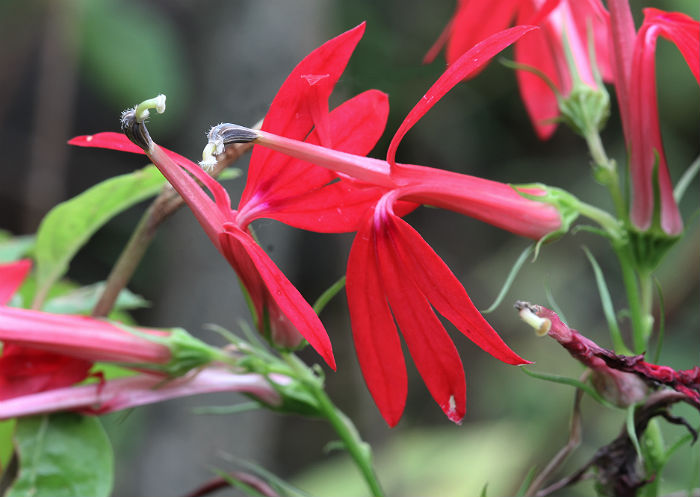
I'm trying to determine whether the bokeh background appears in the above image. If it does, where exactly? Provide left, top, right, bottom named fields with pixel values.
left=0, top=0, right=698, bottom=495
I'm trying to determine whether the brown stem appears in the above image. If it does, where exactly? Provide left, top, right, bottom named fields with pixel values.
left=91, top=141, right=253, bottom=317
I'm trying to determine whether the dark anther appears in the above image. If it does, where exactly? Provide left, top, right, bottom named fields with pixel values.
left=120, top=108, right=153, bottom=151
left=207, top=123, right=259, bottom=145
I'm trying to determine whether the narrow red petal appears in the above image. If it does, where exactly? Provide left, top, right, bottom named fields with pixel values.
left=346, top=215, right=407, bottom=426
left=376, top=213, right=467, bottom=424
left=514, top=18, right=560, bottom=139
left=244, top=23, right=366, bottom=199
left=0, top=259, right=31, bottom=305
left=68, top=132, right=199, bottom=170
left=387, top=25, right=538, bottom=165
left=391, top=216, right=528, bottom=365
left=219, top=227, right=336, bottom=370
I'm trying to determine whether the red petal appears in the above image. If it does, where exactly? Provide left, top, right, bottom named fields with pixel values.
left=219, top=226, right=336, bottom=370
left=514, top=10, right=560, bottom=140
left=68, top=132, right=199, bottom=170
left=377, top=213, right=467, bottom=424
left=0, top=259, right=31, bottom=305
left=628, top=9, right=698, bottom=235
left=346, top=215, right=407, bottom=426
left=445, top=0, right=519, bottom=65
left=0, top=345, right=91, bottom=400
left=388, top=25, right=538, bottom=165
left=391, top=216, right=527, bottom=365
left=244, top=24, right=366, bottom=199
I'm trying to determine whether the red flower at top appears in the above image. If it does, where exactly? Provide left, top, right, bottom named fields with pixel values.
left=219, top=26, right=568, bottom=425
left=608, top=3, right=699, bottom=236
left=426, top=0, right=613, bottom=139
left=70, top=23, right=393, bottom=369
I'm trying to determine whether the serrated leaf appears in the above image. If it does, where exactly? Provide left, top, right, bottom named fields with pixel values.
left=34, top=165, right=167, bottom=304
left=8, top=413, right=113, bottom=497
left=42, top=282, right=149, bottom=315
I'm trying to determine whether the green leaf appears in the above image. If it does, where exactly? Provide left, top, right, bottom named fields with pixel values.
left=674, top=155, right=700, bottom=203
left=0, top=233, right=35, bottom=263
left=514, top=465, right=537, bottom=496
left=34, top=165, right=168, bottom=305
left=312, top=275, right=346, bottom=315
left=8, top=414, right=113, bottom=497
left=626, top=405, right=644, bottom=463
left=482, top=244, right=533, bottom=314
left=583, top=247, right=631, bottom=354
left=42, top=282, right=149, bottom=315
left=521, top=368, right=614, bottom=408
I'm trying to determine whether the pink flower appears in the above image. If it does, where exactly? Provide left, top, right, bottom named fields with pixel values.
left=0, top=368, right=288, bottom=420
left=609, top=4, right=699, bottom=235
left=0, top=260, right=92, bottom=400
left=0, top=260, right=220, bottom=402
left=214, top=27, right=568, bottom=425
left=425, top=0, right=612, bottom=139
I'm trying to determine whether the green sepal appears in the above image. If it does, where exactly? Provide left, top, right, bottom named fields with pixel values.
left=512, top=183, right=581, bottom=256
left=557, top=81, right=610, bottom=139
left=265, top=375, right=323, bottom=418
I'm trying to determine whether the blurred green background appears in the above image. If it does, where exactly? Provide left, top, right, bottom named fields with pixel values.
left=0, top=0, right=697, bottom=495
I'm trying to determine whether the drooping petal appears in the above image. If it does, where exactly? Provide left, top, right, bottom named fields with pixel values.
left=0, top=259, right=31, bottom=305
left=242, top=23, right=367, bottom=203
left=390, top=214, right=528, bottom=365
left=608, top=0, right=637, bottom=134
left=346, top=214, right=407, bottom=427
left=376, top=211, right=466, bottom=424
left=388, top=25, right=538, bottom=166
left=218, top=225, right=335, bottom=370
left=569, top=0, right=613, bottom=82
left=628, top=9, right=698, bottom=234
left=514, top=5, right=561, bottom=140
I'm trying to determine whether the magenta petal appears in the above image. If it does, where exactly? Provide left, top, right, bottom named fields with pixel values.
left=346, top=215, right=407, bottom=426
left=219, top=227, right=335, bottom=370
left=0, top=259, right=31, bottom=305
left=388, top=25, right=538, bottom=165
left=376, top=214, right=466, bottom=424
left=391, top=216, right=528, bottom=366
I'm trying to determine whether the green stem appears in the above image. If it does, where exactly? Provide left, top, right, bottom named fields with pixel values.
left=584, top=130, right=626, bottom=220
left=613, top=244, right=646, bottom=354
left=282, top=353, right=384, bottom=497
left=574, top=198, right=622, bottom=240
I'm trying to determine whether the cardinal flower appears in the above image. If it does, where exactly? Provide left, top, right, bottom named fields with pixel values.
left=207, top=27, right=573, bottom=425
left=426, top=0, right=612, bottom=139
left=0, top=260, right=92, bottom=400
left=71, top=24, right=394, bottom=369
left=608, top=4, right=699, bottom=236
left=0, top=260, right=225, bottom=402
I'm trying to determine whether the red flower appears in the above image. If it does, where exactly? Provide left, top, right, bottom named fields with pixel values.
left=425, top=0, right=612, bottom=139
left=71, top=24, right=396, bottom=369
left=217, top=27, right=568, bottom=425
left=609, top=4, right=699, bottom=235
left=0, top=260, right=92, bottom=400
